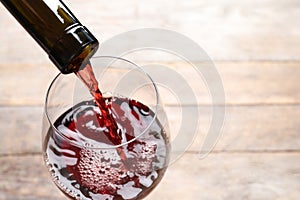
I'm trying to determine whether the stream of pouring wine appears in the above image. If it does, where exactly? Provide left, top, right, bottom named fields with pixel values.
left=75, top=63, right=123, bottom=145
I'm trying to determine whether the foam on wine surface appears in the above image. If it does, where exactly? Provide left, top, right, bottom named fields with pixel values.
left=43, top=97, right=169, bottom=200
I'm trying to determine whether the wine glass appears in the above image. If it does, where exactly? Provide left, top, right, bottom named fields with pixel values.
left=42, top=56, right=170, bottom=200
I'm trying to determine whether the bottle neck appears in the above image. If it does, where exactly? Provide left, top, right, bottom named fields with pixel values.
left=0, top=0, right=99, bottom=73
left=49, top=25, right=99, bottom=74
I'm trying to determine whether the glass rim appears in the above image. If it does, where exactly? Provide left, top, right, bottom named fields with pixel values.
left=45, top=55, right=160, bottom=149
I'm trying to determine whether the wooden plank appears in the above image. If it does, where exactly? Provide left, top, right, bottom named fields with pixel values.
left=145, top=61, right=300, bottom=105
left=0, top=63, right=57, bottom=106
left=0, top=106, right=43, bottom=155
left=0, top=153, right=299, bottom=199
left=148, top=152, right=300, bottom=200
left=0, top=155, right=65, bottom=200
left=1, top=0, right=299, bottom=62
left=0, top=62, right=299, bottom=106
left=67, top=0, right=300, bottom=61
left=216, top=61, right=300, bottom=105
left=0, top=105, right=299, bottom=155
left=182, top=105, right=300, bottom=152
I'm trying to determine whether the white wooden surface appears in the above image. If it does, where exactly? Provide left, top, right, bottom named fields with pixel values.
left=0, top=0, right=299, bottom=199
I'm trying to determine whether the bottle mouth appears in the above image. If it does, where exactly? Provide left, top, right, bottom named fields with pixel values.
left=67, top=41, right=99, bottom=73
left=45, top=56, right=160, bottom=149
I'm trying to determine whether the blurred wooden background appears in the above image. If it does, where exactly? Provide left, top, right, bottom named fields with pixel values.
left=0, top=0, right=299, bottom=199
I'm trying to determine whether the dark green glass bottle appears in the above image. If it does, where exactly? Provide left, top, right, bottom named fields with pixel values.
left=0, top=0, right=99, bottom=74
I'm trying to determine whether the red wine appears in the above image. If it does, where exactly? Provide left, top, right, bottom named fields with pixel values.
left=75, top=63, right=122, bottom=145
left=43, top=97, right=169, bottom=200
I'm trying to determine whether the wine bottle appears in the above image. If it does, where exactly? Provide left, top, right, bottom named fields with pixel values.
left=0, top=0, right=99, bottom=74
